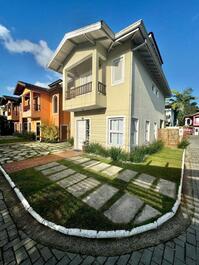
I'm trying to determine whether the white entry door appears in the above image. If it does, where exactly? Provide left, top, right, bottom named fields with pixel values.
left=76, top=120, right=87, bottom=150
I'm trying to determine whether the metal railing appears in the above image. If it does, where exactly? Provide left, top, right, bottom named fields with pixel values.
left=98, top=81, right=106, bottom=95
left=65, top=81, right=106, bottom=99
left=66, top=82, right=92, bottom=99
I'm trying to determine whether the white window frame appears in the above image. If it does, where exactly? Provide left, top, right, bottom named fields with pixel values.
left=131, top=118, right=139, bottom=146
left=80, top=71, right=92, bottom=85
left=154, top=122, right=158, bottom=140
left=145, top=121, right=150, bottom=143
left=107, top=116, right=125, bottom=147
left=52, top=95, right=58, bottom=114
left=111, top=55, right=125, bottom=86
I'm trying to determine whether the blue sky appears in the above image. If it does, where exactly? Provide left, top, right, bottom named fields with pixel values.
left=0, top=0, right=199, bottom=101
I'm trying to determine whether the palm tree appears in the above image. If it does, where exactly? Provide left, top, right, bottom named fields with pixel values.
left=169, top=88, right=198, bottom=125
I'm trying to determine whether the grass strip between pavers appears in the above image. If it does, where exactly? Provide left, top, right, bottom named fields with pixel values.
left=10, top=147, right=183, bottom=230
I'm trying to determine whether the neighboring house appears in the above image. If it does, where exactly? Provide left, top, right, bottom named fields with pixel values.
left=48, top=20, right=171, bottom=151
left=165, top=104, right=175, bottom=127
left=184, top=112, right=199, bottom=135
left=0, top=95, right=21, bottom=135
left=13, top=79, right=70, bottom=141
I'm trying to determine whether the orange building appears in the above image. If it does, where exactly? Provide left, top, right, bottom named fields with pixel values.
left=13, top=79, right=70, bottom=141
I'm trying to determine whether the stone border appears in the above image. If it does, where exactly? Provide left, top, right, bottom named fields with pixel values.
left=0, top=150, right=185, bottom=239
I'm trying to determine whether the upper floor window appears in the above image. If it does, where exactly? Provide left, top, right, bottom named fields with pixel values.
left=53, top=95, right=58, bottom=113
left=111, top=55, right=124, bottom=85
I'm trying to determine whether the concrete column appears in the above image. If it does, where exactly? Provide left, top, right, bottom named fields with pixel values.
left=92, top=49, right=99, bottom=101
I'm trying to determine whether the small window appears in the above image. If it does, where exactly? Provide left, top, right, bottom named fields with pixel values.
left=156, top=88, right=159, bottom=98
left=53, top=95, right=58, bottom=113
left=111, top=56, right=124, bottom=85
left=131, top=118, right=139, bottom=146
left=145, top=121, right=150, bottom=142
left=154, top=122, right=158, bottom=140
left=108, top=117, right=124, bottom=146
left=152, top=84, right=156, bottom=94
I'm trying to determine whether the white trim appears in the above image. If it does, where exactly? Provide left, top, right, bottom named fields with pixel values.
left=131, top=117, right=139, bottom=147
left=111, top=55, right=125, bottom=86
left=106, top=116, right=126, bottom=148
left=75, top=117, right=91, bottom=150
left=52, top=94, right=58, bottom=114
left=0, top=150, right=185, bottom=239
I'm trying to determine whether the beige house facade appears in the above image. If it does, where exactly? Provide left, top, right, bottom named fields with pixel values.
left=48, top=20, right=170, bottom=151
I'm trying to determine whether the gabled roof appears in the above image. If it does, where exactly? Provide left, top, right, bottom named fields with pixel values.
left=0, top=95, right=21, bottom=105
left=14, top=81, right=49, bottom=96
left=48, top=19, right=170, bottom=96
left=13, top=80, right=62, bottom=96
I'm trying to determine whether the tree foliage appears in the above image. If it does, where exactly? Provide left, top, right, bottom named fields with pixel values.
left=169, top=88, right=198, bottom=125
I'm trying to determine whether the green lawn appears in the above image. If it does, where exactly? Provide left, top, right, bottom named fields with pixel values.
left=0, top=137, right=29, bottom=144
left=11, top=147, right=183, bottom=230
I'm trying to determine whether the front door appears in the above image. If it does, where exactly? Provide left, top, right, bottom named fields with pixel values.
left=61, top=125, right=68, bottom=141
left=76, top=119, right=90, bottom=150
left=36, top=122, right=41, bottom=141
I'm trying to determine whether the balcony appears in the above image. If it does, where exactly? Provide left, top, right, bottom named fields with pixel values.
left=64, top=52, right=108, bottom=111
left=64, top=81, right=106, bottom=111
left=22, top=93, right=41, bottom=118
left=6, top=104, right=19, bottom=121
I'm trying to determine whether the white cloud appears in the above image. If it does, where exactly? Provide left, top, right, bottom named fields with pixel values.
left=6, top=86, right=15, bottom=93
left=0, top=24, right=53, bottom=68
left=34, top=81, right=49, bottom=88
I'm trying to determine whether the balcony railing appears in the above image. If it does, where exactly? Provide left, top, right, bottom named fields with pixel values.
left=98, top=81, right=106, bottom=95
left=66, top=81, right=106, bottom=100
left=23, top=105, right=30, bottom=112
left=34, top=104, right=40, bottom=111
left=66, top=82, right=92, bottom=99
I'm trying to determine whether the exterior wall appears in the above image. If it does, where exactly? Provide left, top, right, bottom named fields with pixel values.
left=131, top=53, right=165, bottom=146
left=70, top=41, right=132, bottom=151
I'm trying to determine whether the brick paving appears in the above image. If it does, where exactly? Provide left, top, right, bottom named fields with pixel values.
left=3, top=150, right=81, bottom=173
left=0, top=137, right=199, bottom=264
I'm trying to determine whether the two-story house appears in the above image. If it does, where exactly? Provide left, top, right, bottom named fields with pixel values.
left=0, top=95, right=21, bottom=135
left=13, top=79, right=70, bottom=141
left=48, top=20, right=171, bottom=151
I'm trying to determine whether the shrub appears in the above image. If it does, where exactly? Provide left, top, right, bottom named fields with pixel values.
left=13, top=131, right=36, bottom=141
left=67, top=137, right=74, bottom=146
left=84, top=143, right=109, bottom=157
left=41, top=124, right=59, bottom=143
left=178, top=138, right=190, bottom=149
left=108, top=147, right=123, bottom=161
left=130, top=146, right=146, bottom=163
left=145, top=140, right=164, bottom=155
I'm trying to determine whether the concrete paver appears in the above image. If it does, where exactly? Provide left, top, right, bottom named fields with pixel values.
left=117, top=169, right=138, bottom=182
left=57, top=173, right=87, bottom=188
left=67, top=177, right=101, bottom=197
left=41, top=165, right=67, bottom=176
left=155, top=179, right=176, bottom=199
left=48, top=168, right=75, bottom=182
left=104, top=193, right=144, bottom=223
left=83, top=184, right=119, bottom=210
left=133, top=173, right=156, bottom=189
left=135, top=204, right=161, bottom=224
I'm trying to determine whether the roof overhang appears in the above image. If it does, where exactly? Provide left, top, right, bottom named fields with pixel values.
left=48, top=19, right=171, bottom=96
left=14, top=81, right=48, bottom=96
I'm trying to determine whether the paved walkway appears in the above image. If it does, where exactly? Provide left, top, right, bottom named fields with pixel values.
left=3, top=150, right=81, bottom=173
left=0, top=142, right=72, bottom=165
left=0, top=137, right=199, bottom=264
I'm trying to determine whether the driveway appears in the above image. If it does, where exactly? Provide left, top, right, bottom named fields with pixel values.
left=0, top=136, right=199, bottom=264
left=0, top=141, right=71, bottom=165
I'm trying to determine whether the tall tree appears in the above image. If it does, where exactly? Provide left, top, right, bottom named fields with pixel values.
left=169, top=88, right=198, bottom=125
